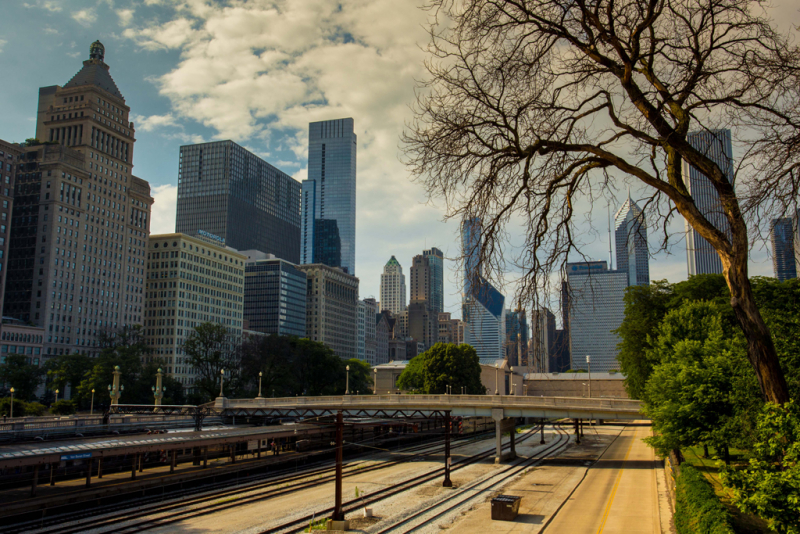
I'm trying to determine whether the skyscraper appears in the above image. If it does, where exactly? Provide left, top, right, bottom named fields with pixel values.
left=0, top=141, right=21, bottom=313
left=683, top=129, right=734, bottom=275
left=565, top=261, right=627, bottom=372
left=379, top=256, right=406, bottom=314
left=614, top=195, right=649, bottom=286
left=423, top=247, right=444, bottom=315
left=300, top=118, right=357, bottom=274
left=771, top=218, right=797, bottom=281
left=505, top=308, right=530, bottom=368
left=298, top=263, right=359, bottom=359
left=176, top=140, right=301, bottom=263
left=461, top=217, right=506, bottom=364
left=243, top=255, right=307, bottom=337
left=5, top=41, right=152, bottom=359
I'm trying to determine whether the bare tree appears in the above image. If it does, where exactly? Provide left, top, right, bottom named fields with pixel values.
left=404, top=0, right=800, bottom=404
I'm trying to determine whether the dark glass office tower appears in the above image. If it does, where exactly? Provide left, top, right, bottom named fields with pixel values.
left=176, top=141, right=301, bottom=263
left=244, top=258, right=307, bottom=337
left=313, top=219, right=341, bottom=269
left=771, top=218, right=797, bottom=281
left=300, top=118, right=357, bottom=274
left=682, top=129, right=734, bottom=275
left=423, top=247, right=444, bottom=315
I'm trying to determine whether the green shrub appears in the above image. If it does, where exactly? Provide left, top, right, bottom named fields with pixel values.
left=674, top=465, right=735, bottom=534
left=24, top=401, right=46, bottom=416
left=50, top=399, right=76, bottom=415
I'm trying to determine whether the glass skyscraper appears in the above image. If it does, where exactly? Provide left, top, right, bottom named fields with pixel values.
left=770, top=217, right=797, bottom=281
left=176, top=140, right=301, bottom=263
left=423, top=247, right=444, bottom=315
left=300, top=118, right=357, bottom=274
left=243, top=257, right=307, bottom=337
left=614, top=195, right=649, bottom=286
left=682, top=129, right=734, bottom=276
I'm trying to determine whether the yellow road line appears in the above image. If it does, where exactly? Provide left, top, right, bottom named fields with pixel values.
left=596, top=426, right=637, bottom=534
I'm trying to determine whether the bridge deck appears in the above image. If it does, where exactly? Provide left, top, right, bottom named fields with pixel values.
left=218, top=394, right=644, bottom=421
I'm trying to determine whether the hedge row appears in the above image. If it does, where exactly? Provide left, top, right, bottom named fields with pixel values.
left=674, top=464, right=735, bottom=534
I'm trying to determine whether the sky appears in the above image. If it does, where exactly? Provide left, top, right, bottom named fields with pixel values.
left=1, top=0, right=798, bottom=320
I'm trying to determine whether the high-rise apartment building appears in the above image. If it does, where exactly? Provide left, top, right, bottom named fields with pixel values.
left=176, top=140, right=301, bottom=263
left=0, top=141, right=21, bottom=311
left=683, top=129, right=734, bottom=276
left=437, top=312, right=465, bottom=345
left=380, top=256, right=406, bottom=314
left=143, top=233, right=246, bottom=386
left=771, top=218, right=797, bottom=282
left=614, top=195, right=649, bottom=286
left=423, top=248, right=444, bottom=314
left=362, top=297, right=378, bottom=366
left=357, top=300, right=366, bottom=361
left=409, top=253, right=440, bottom=350
left=298, top=263, right=359, bottom=359
left=375, top=313, right=390, bottom=366
left=300, top=119, right=357, bottom=274
left=529, top=308, right=555, bottom=373
left=565, top=261, right=627, bottom=372
left=243, top=255, right=306, bottom=337
left=5, top=41, right=152, bottom=359
left=505, top=308, right=529, bottom=368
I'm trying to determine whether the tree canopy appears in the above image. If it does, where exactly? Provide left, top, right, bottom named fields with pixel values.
left=397, top=343, right=486, bottom=395
left=404, top=0, right=800, bottom=404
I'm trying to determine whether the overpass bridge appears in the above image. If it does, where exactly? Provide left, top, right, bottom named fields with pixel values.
left=215, top=394, right=644, bottom=422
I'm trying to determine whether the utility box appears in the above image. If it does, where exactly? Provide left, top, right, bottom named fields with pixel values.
left=491, top=495, right=521, bottom=521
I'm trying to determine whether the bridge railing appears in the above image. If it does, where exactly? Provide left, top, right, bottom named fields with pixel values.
left=221, top=395, right=642, bottom=413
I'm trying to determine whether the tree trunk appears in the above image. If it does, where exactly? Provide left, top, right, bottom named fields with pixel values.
left=723, top=445, right=730, bottom=466
left=724, top=255, right=790, bottom=405
left=703, top=444, right=709, bottom=459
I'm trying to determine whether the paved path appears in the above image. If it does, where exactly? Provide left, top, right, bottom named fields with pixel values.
left=544, top=423, right=660, bottom=534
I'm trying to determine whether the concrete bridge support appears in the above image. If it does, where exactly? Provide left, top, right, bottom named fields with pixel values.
left=492, top=409, right=517, bottom=463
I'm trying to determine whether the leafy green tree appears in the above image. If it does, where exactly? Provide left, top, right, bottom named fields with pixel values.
left=721, top=401, right=800, bottom=534
left=293, top=338, right=346, bottom=396
left=184, top=323, right=240, bottom=400
left=239, top=334, right=297, bottom=397
left=643, top=302, right=758, bottom=458
left=396, top=353, right=428, bottom=393
left=421, top=343, right=486, bottom=395
left=343, top=358, right=373, bottom=395
left=43, top=353, right=93, bottom=407
left=0, top=353, right=44, bottom=401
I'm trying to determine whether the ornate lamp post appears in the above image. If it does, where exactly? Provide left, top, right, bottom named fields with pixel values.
left=495, top=363, right=499, bottom=395
left=219, top=369, right=225, bottom=398
left=55, top=388, right=59, bottom=404
left=256, top=371, right=263, bottom=399
left=152, top=368, right=165, bottom=407
left=90, top=388, right=95, bottom=415
left=9, top=387, right=14, bottom=419
left=345, top=365, right=350, bottom=395
left=109, top=365, right=122, bottom=405
left=373, top=368, right=377, bottom=394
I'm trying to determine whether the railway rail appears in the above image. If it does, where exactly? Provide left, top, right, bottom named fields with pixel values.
left=5, top=425, right=494, bottom=534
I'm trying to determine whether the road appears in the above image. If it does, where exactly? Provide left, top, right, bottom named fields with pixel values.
left=544, top=423, right=661, bottom=534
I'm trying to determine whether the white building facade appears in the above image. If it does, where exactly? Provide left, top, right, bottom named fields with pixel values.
left=379, top=256, right=406, bottom=315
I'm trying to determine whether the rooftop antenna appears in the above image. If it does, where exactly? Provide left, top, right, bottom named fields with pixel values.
left=607, top=201, right=613, bottom=270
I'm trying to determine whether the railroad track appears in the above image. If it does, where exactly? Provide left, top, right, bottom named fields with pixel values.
left=8, top=428, right=495, bottom=534
left=262, top=423, right=555, bottom=534
left=372, top=423, right=571, bottom=533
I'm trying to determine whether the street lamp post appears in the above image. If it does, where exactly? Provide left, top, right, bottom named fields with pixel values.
left=152, top=368, right=165, bottom=407
left=345, top=365, right=350, bottom=395
left=582, top=383, right=587, bottom=397
left=219, top=369, right=225, bottom=398
left=586, top=355, right=592, bottom=398
left=373, top=368, right=377, bottom=395
left=55, top=388, right=59, bottom=404
left=109, top=365, right=122, bottom=405
left=9, top=388, right=14, bottom=419
left=523, top=384, right=528, bottom=396
left=90, top=388, right=95, bottom=415
left=256, top=372, right=263, bottom=399
left=494, top=363, right=499, bottom=395
left=510, top=366, right=515, bottom=395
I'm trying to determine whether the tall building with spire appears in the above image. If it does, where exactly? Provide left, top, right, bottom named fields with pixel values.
left=614, top=194, right=649, bottom=286
left=4, top=41, right=152, bottom=360
left=683, top=129, right=734, bottom=276
left=300, top=118, right=357, bottom=274
left=379, top=256, right=406, bottom=315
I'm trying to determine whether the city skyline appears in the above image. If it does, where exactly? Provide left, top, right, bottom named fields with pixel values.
left=0, top=2, right=789, bottom=321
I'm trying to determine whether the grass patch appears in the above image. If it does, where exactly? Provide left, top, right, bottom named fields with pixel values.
left=674, top=465, right=734, bottom=534
left=304, top=518, right=327, bottom=532
left=682, top=447, right=773, bottom=534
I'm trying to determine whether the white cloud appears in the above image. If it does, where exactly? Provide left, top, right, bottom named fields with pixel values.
left=0, top=40, right=6, bottom=54
left=24, top=0, right=62, bottom=12
left=131, top=113, right=178, bottom=132
left=72, top=9, right=97, bottom=27
left=150, top=184, right=178, bottom=235
left=118, top=8, right=135, bottom=27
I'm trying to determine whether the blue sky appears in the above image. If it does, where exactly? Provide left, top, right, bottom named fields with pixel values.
left=2, top=0, right=797, bottom=320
